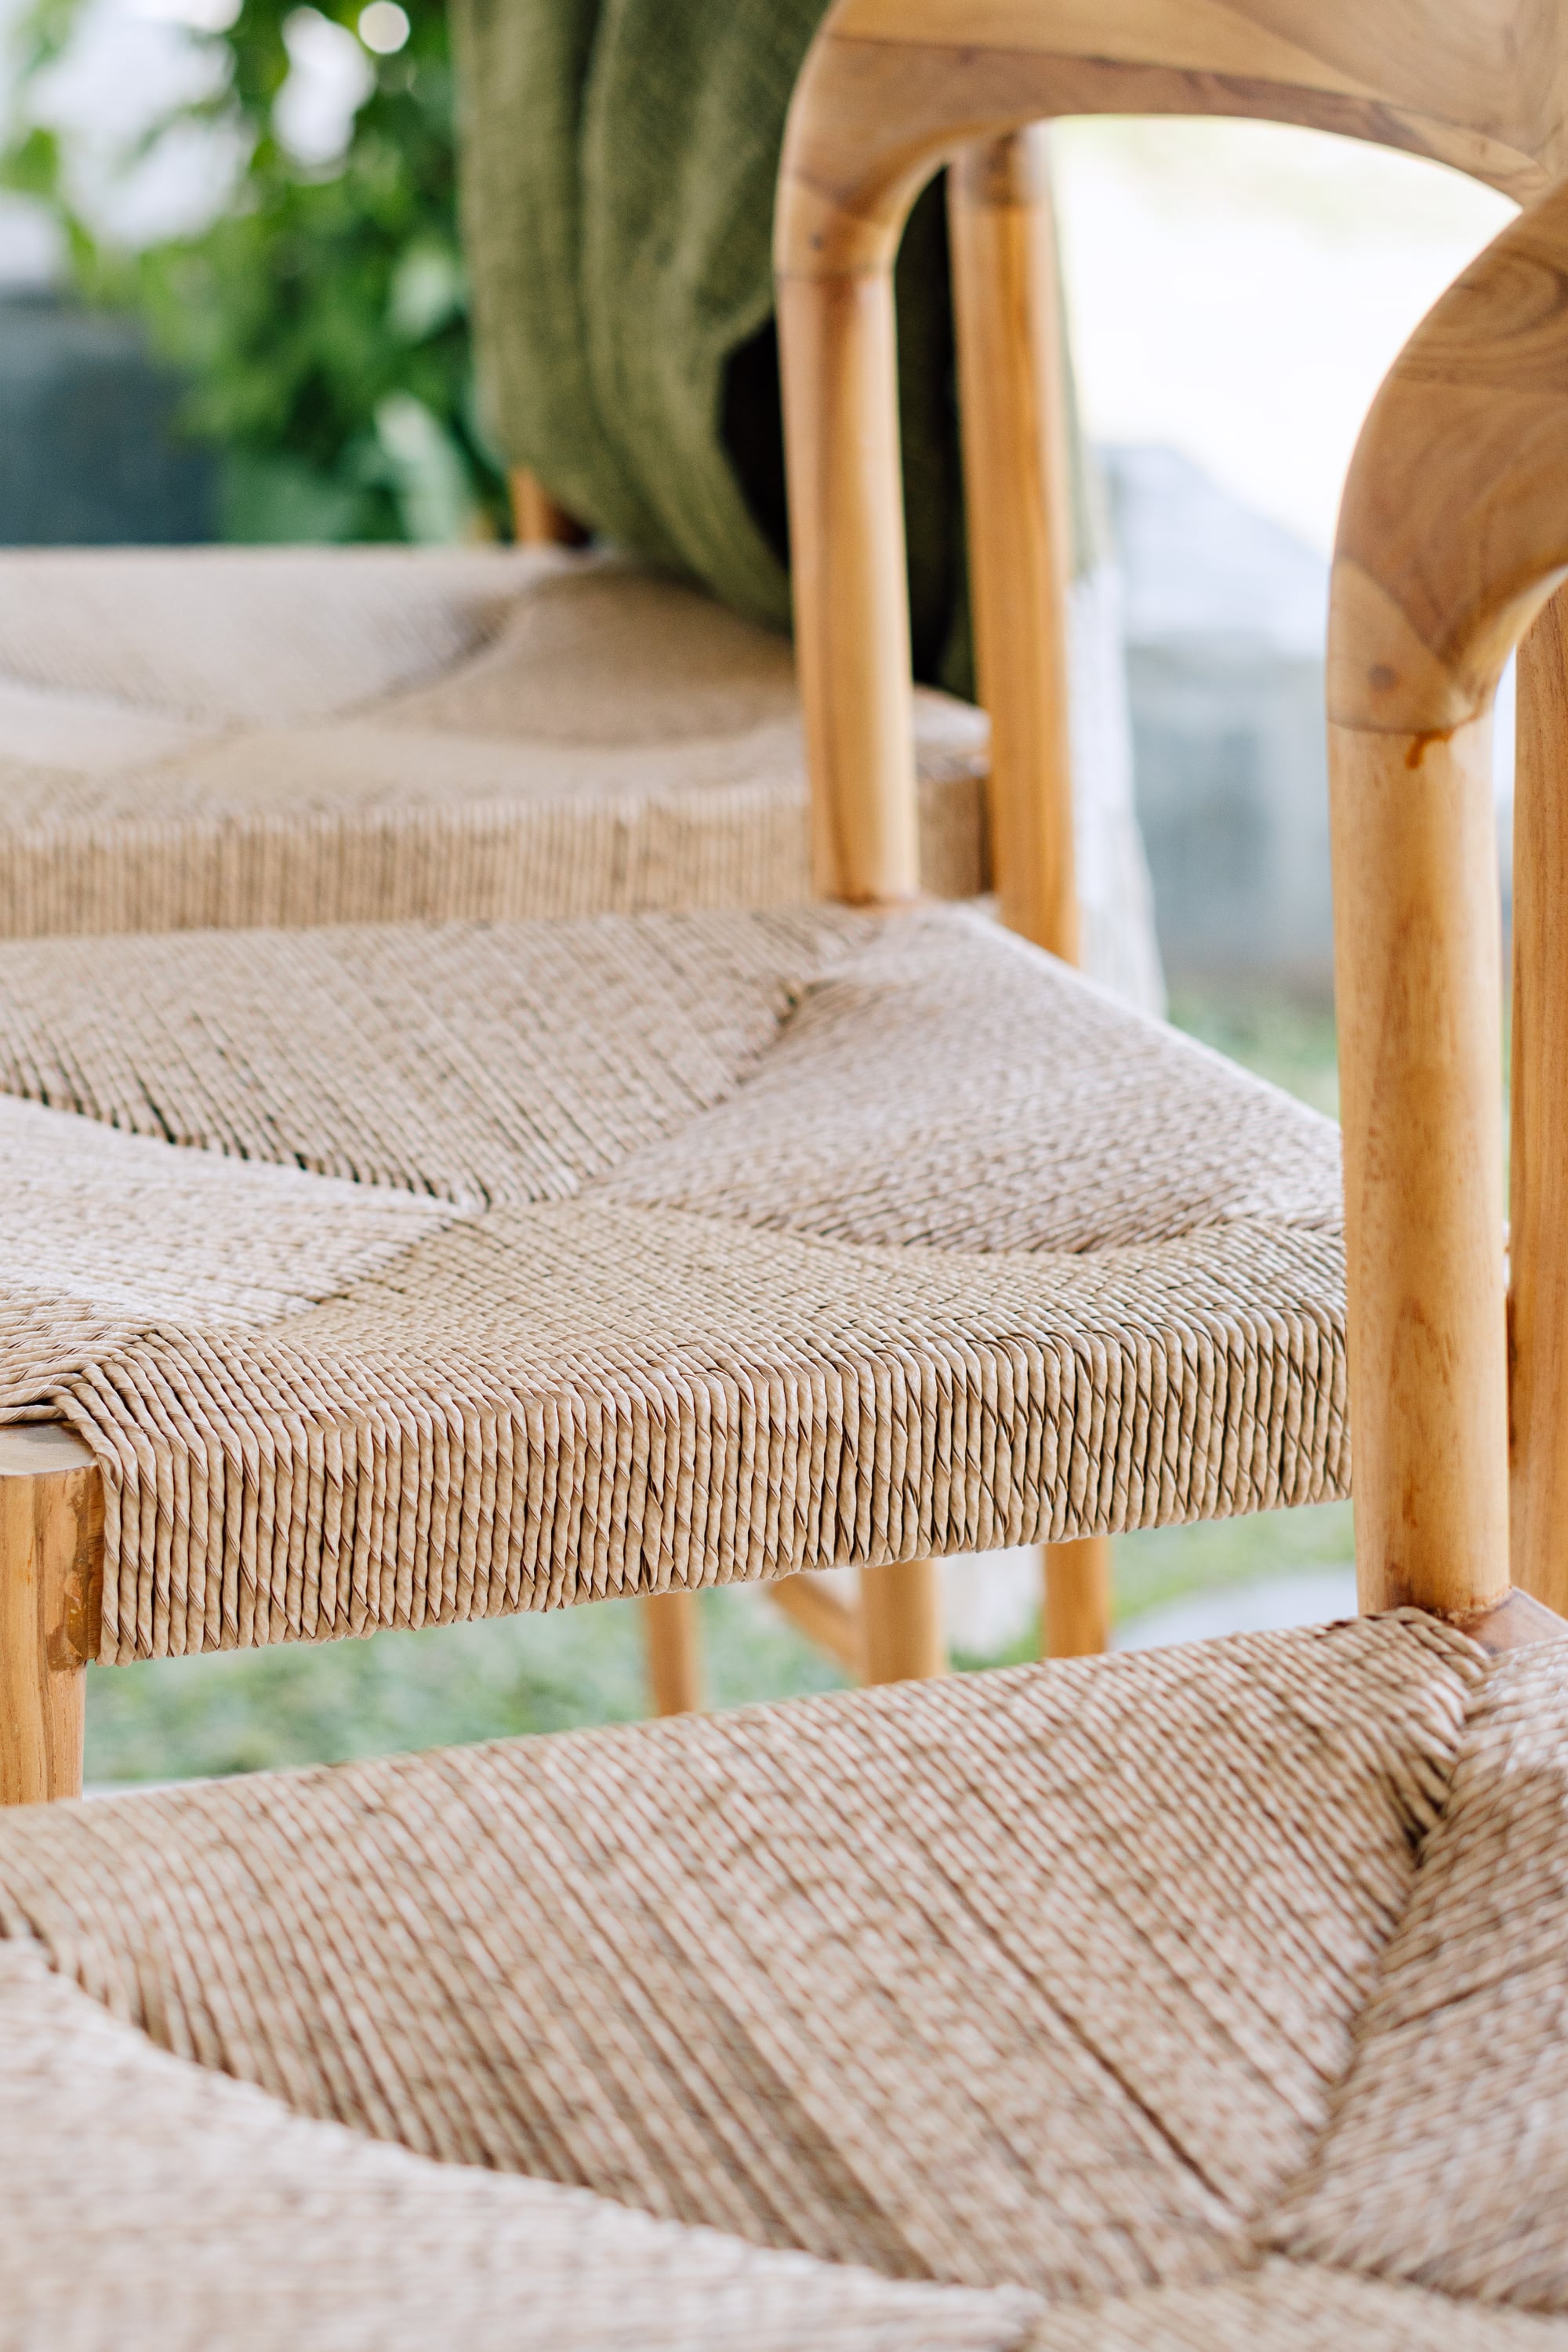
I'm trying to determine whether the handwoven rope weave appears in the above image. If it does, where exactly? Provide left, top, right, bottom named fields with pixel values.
left=7, top=1618, right=1566, bottom=2346
left=1272, top=1640, right=1568, bottom=2307
left=1019, top=2264, right=1568, bottom=2346
left=0, top=902, right=1343, bottom=1661
left=0, top=547, right=987, bottom=937
left=0, top=1943, right=1032, bottom=2350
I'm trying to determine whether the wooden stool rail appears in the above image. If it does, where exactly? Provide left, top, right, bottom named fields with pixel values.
left=0, top=1425, right=101, bottom=1806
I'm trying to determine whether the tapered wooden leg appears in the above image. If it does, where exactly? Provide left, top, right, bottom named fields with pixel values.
left=1509, top=587, right=1568, bottom=1614
left=859, top=1559, right=946, bottom=1684
left=641, top=1589, right=701, bottom=1716
left=1043, top=1535, right=1111, bottom=1658
left=949, top=126, right=1079, bottom=959
left=0, top=1425, right=102, bottom=1806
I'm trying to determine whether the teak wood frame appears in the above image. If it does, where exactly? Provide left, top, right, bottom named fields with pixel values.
left=775, top=0, right=1568, bottom=1660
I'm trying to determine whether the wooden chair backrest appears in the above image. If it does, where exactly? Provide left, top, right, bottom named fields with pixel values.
left=1328, top=180, right=1568, bottom=1640
left=775, top=0, right=1568, bottom=1635
left=782, top=1, right=1566, bottom=274
left=774, top=0, right=1568, bottom=931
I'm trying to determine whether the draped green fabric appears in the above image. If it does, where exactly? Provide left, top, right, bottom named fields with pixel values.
left=448, top=0, right=970, bottom=684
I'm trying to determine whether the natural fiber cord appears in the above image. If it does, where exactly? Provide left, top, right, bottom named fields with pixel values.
left=0, top=550, right=988, bottom=938
left=0, top=901, right=1343, bottom=1661
left=1025, top=2262, right=1568, bottom=2347
left=0, top=1619, right=1484, bottom=2295
left=1271, top=1639, right=1568, bottom=2312
left=0, top=1943, right=1033, bottom=2351
left=12, top=1617, right=1568, bottom=2346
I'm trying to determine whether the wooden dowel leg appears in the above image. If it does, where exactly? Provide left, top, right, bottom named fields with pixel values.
left=858, top=1558, right=946, bottom=1684
left=0, top=1425, right=102, bottom=1806
left=641, top=1589, right=701, bottom=1717
left=1043, top=1534, right=1111, bottom=1659
left=1330, top=716, right=1510, bottom=1619
left=777, top=267, right=921, bottom=906
left=949, top=126, right=1080, bottom=959
left=1509, top=587, right=1568, bottom=1615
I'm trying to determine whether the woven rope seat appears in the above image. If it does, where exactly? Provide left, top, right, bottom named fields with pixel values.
left=0, top=544, right=988, bottom=940
left=0, top=899, right=1341, bottom=1662
left=4, top=1617, right=1567, bottom=2347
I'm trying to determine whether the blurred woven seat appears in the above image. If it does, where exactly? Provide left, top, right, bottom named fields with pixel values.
left=0, top=545, right=988, bottom=940
left=0, top=900, right=1341, bottom=1660
left=5, top=1615, right=1567, bottom=2346
left=0, top=1944, right=1023, bottom=2352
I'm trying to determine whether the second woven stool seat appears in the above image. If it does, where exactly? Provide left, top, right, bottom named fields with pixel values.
left=0, top=546, right=987, bottom=940
left=0, top=900, right=1339, bottom=1663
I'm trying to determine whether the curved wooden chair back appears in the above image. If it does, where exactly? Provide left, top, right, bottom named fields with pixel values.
left=776, top=0, right=1568, bottom=929
left=775, top=0, right=1568, bottom=1634
left=1330, top=180, right=1568, bottom=1639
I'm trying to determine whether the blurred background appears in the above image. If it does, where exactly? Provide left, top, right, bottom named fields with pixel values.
left=0, top=0, right=1519, bottom=1780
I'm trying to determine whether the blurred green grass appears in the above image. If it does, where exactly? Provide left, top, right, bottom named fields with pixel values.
left=85, top=982, right=1348, bottom=1788
left=86, top=1585, right=845, bottom=1784
left=1166, top=983, right=1339, bottom=1116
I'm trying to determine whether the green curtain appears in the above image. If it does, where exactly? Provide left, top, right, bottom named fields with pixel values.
left=449, top=0, right=973, bottom=683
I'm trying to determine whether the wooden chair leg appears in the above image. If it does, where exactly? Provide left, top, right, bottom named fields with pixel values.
left=1330, top=714, right=1510, bottom=1621
left=953, top=129, right=1109, bottom=1665
left=948, top=125, right=1080, bottom=960
left=508, top=468, right=587, bottom=548
left=776, top=267, right=922, bottom=906
left=0, top=1425, right=102, bottom=1806
left=858, top=1559, right=946, bottom=1684
left=768, top=1574, right=863, bottom=1678
left=1508, top=586, right=1568, bottom=1616
left=641, top=1589, right=702, bottom=1716
left=777, top=203, right=938, bottom=1680
left=1043, top=1534, right=1111, bottom=1659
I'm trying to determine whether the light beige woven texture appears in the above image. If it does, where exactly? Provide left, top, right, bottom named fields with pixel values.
left=1030, top=2263, right=1568, bottom=2347
left=0, top=1943, right=1031, bottom=2352
left=0, top=546, right=988, bottom=934
left=5, top=1619, right=1566, bottom=2347
left=1272, top=1639, right=1568, bottom=2311
left=0, top=902, right=1343, bottom=1661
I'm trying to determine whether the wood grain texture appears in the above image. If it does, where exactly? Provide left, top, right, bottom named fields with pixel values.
left=859, top=1558, right=947, bottom=1683
left=1329, top=183, right=1568, bottom=1620
left=0, top=1425, right=102, bottom=1806
left=1044, top=1534, right=1111, bottom=1659
left=1509, top=588, right=1568, bottom=1615
left=949, top=128, right=1078, bottom=960
left=1444, top=1584, right=1568, bottom=1654
left=641, top=1591, right=702, bottom=1716
left=779, top=3, right=1563, bottom=287
left=777, top=272, right=920, bottom=903
left=1330, top=716, right=1510, bottom=1617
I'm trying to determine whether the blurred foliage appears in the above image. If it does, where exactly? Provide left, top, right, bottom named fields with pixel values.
left=1, top=0, right=510, bottom=541
left=1167, top=981, right=1341, bottom=1116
